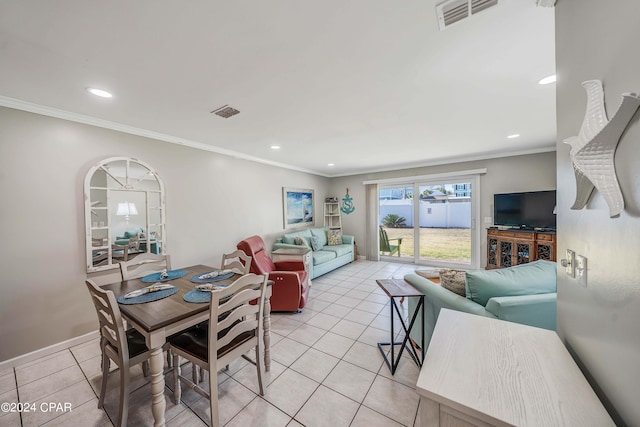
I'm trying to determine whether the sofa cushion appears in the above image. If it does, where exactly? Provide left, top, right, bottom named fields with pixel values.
left=311, top=228, right=329, bottom=247
left=322, top=244, right=352, bottom=258
left=465, top=260, right=557, bottom=307
left=282, top=229, right=313, bottom=246
left=312, top=250, right=336, bottom=265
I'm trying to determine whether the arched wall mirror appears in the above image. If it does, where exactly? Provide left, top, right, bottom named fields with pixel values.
left=85, top=157, right=166, bottom=272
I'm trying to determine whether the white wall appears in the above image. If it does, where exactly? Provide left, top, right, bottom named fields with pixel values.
left=329, top=152, right=556, bottom=266
left=556, top=2, right=640, bottom=425
left=0, top=107, right=329, bottom=362
left=0, top=106, right=557, bottom=364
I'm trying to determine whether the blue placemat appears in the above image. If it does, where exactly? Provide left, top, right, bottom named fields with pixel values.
left=190, top=271, right=234, bottom=283
left=183, top=285, right=233, bottom=303
left=183, top=289, right=212, bottom=303
left=141, top=269, right=188, bottom=283
left=117, top=286, right=178, bottom=305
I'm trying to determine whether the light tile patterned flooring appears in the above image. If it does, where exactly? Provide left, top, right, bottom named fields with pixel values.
left=1, top=260, right=431, bottom=427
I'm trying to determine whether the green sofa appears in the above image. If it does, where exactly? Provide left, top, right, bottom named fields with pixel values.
left=272, top=227, right=354, bottom=279
left=406, top=260, right=557, bottom=352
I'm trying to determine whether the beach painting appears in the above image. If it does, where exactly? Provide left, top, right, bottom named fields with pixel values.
left=283, top=187, right=314, bottom=229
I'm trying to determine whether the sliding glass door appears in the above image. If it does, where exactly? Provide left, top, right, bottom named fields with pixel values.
left=417, top=181, right=472, bottom=267
left=379, top=185, right=415, bottom=260
left=378, top=175, right=480, bottom=269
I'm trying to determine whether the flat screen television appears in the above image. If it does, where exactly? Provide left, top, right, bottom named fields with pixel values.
left=494, top=190, right=556, bottom=230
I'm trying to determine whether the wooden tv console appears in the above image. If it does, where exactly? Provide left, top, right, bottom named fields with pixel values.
left=486, top=228, right=556, bottom=269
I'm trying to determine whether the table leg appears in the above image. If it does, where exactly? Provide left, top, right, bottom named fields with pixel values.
left=149, top=347, right=166, bottom=427
left=390, top=297, right=396, bottom=370
left=263, top=298, right=271, bottom=372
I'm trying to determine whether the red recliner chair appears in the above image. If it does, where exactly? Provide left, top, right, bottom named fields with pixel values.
left=237, top=235, right=310, bottom=312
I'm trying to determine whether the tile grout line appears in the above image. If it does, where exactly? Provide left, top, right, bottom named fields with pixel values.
left=13, top=368, right=23, bottom=427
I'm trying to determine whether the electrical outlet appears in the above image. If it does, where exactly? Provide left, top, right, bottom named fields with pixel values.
left=576, top=255, right=587, bottom=287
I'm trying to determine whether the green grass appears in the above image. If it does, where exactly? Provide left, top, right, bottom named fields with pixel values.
left=383, top=227, right=471, bottom=263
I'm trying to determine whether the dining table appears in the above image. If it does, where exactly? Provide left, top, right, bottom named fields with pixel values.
left=101, top=264, right=273, bottom=427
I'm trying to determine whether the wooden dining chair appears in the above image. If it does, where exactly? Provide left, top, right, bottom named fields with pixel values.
left=85, top=279, right=151, bottom=427
left=118, top=253, right=171, bottom=281
left=221, top=249, right=252, bottom=274
left=169, top=273, right=269, bottom=427
left=117, top=253, right=174, bottom=368
left=191, top=249, right=254, bottom=383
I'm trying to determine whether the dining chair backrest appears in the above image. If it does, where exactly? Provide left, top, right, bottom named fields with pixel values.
left=209, top=273, right=268, bottom=370
left=221, top=249, right=252, bottom=275
left=119, top=253, right=172, bottom=281
left=85, top=279, right=130, bottom=361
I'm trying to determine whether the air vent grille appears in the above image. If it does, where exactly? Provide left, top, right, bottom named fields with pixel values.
left=436, top=0, right=498, bottom=31
left=211, top=105, right=240, bottom=118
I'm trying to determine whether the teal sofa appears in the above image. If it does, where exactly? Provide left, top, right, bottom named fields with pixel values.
left=406, top=260, right=557, bottom=352
left=272, top=227, right=355, bottom=279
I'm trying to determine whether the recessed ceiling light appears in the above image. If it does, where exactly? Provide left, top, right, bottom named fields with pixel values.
left=270, top=145, right=281, bottom=150
left=507, top=134, right=520, bottom=139
left=328, top=163, right=335, bottom=167
left=538, top=74, right=556, bottom=85
left=86, top=87, right=113, bottom=98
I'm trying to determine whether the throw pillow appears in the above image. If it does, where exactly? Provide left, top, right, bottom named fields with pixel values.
left=439, top=269, right=467, bottom=297
left=294, top=236, right=309, bottom=248
left=327, top=229, right=343, bottom=246
left=310, top=235, right=323, bottom=251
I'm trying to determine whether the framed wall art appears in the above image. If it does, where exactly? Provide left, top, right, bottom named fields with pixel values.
left=283, top=187, right=314, bottom=229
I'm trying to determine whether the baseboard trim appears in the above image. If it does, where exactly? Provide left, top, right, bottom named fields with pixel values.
left=0, top=330, right=100, bottom=371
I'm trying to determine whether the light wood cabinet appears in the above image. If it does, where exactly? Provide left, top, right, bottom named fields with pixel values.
left=486, top=228, right=555, bottom=269
left=323, top=201, right=342, bottom=232
left=415, top=309, right=615, bottom=427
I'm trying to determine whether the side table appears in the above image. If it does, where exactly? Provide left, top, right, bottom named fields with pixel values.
left=271, top=248, right=312, bottom=276
left=375, top=278, right=425, bottom=374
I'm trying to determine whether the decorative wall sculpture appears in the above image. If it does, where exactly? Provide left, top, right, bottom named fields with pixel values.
left=564, top=80, right=640, bottom=217
left=341, top=188, right=355, bottom=215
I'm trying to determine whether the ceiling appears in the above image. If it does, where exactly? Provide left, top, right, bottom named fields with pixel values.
left=0, top=0, right=556, bottom=177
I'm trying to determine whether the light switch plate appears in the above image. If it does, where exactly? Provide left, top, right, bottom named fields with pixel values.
left=576, top=255, right=587, bottom=287
left=565, top=249, right=576, bottom=278
left=484, top=217, right=493, bottom=224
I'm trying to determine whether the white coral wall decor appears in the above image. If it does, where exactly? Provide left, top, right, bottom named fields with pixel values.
left=563, top=80, right=640, bottom=217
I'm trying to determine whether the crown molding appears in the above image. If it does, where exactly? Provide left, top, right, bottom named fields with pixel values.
left=327, top=145, right=556, bottom=178
left=1, top=96, right=555, bottom=179
left=0, top=96, right=329, bottom=177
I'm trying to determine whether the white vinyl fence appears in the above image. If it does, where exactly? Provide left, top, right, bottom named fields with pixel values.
left=380, top=200, right=471, bottom=228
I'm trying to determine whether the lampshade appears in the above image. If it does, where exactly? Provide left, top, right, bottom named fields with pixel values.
left=117, top=202, right=138, bottom=216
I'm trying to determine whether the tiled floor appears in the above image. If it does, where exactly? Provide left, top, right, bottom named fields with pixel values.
left=1, top=260, right=432, bottom=427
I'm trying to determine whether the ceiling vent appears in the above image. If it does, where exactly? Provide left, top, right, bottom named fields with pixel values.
left=211, top=105, right=240, bottom=118
left=436, top=0, right=498, bottom=31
